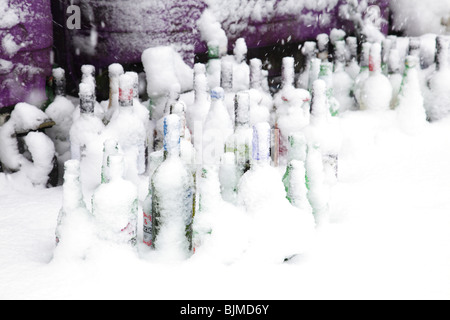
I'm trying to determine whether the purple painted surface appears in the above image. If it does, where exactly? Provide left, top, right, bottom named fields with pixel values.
left=60, top=0, right=390, bottom=72
left=0, top=0, right=53, bottom=109
left=1, top=0, right=390, bottom=107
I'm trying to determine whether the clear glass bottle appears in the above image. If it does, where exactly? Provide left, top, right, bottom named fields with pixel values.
left=92, top=154, right=138, bottom=246
left=150, top=114, right=195, bottom=256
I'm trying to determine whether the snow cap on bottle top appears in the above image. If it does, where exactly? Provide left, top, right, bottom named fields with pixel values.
left=194, top=63, right=206, bottom=76
left=52, top=68, right=66, bottom=96
left=52, top=68, right=65, bottom=81
left=234, top=38, right=248, bottom=63
left=81, top=64, right=95, bottom=77
left=211, top=87, right=225, bottom=100
left=163, top=114, right=181, bottom=154
left=252, top=122, right=271, bottom=162
left=317, top=33, right=329, bottom=52
left=64, top=159, right=81, bottom=177
left=302, top=41, right=317, bottom=57
left=109, top=63, right=124, bottom=77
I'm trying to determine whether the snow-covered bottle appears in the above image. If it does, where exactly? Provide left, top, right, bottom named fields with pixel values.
left=45, top=68, right=76, bottom=170
left=426, top=36, right=450, bottom=121
left=79, top=64, right=106, bottom=121
left=251, top=122, right=272, bottom=166
left=319, top=61, right=340, bottom=116
left=232, top=38, right=250, bottom=92
left=297, top=41, right=317, bottom=90
left=330, top=28, right=346, bottom=56
left=92, top=154, right=138, bottom=246
left=151, top=114, right=195, bottom=257
left=396, top=55, right=427, bottom=134
left=126, top=71, right=151, bottom=149
left=360, top=42, right=393, bottom=111
left=70, top=83, right=105, bottom=162
left=170, top=100, right=195, bottom=169
left=354, top=42, right=372, bottom=108
left=55, top=159, right=93, bottom=251
left=81, top=64, right=96, bottom=93
left=103, top=63, right=124, bottom=123
left=219, top=152, right=239, bottom=204
left=53, top=67, right=67, bottom=97
left=249, top=58, right=272, bottom=126
left=305, top=143, right=329, bottom=225
left=202, top=87, right=234, bottom=166
left=317, top=33, right=330, bottom=61
left=189, top=63, right=210, bottom=125
left=345, top=36, right=360, bottom=80
left=221, top=58, right=235, bottom=124
left=306, top=79, right=339, bottom=184
left=381, top=38, right=393, bottom=76
left=105, top=74, right=147, bottom=183
left=308, top=58, right=322, bottom=92
left=274, top=57, right=311, bottom=159
left=388, top=48, right=403, bottom=109
left=225, top=91, right=253, bottom=177
left=332, top=40, right=354, bottom=113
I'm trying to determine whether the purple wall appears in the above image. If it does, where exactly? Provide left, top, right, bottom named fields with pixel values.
left=0, top=0, right=53, bottom=109
left=57, top=0, right=390, bottom=72
left=1, top=0, right=390, bottom=108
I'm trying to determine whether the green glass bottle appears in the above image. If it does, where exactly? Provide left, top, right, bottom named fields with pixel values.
left=319, top=61, right=340, bottom=117
left=282, top=132, right=308, bottom=204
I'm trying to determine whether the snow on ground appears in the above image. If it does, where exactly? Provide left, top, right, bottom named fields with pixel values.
left=1, top=109, right=450, bottom=300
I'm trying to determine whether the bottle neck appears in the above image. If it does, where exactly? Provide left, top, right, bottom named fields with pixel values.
left=80, top=94, right=95, bottom=114
left=221, top=61, right=233, bottom=92
left=54, top=77, right=66, bottom=97
left=119, top=87, right=134, bottom=107
left=63, top=173, right=85, bottom=211
left=62, top=161, right=85, bottom=211
left=282, top=58, right=295, bottom=89
left=163, top=115, right=181, bottom=159
left=250, top=59, right=263, bottom=90
left=235, top=93, right=250, bottom=129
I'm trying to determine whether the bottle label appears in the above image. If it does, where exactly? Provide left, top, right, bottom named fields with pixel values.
left=119, top=88, right=133, bottom=107
left=143, top=211, right=153, bottom=247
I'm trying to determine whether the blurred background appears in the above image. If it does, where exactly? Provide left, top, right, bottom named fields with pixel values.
left=1, top=0, right=449, bottom=111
